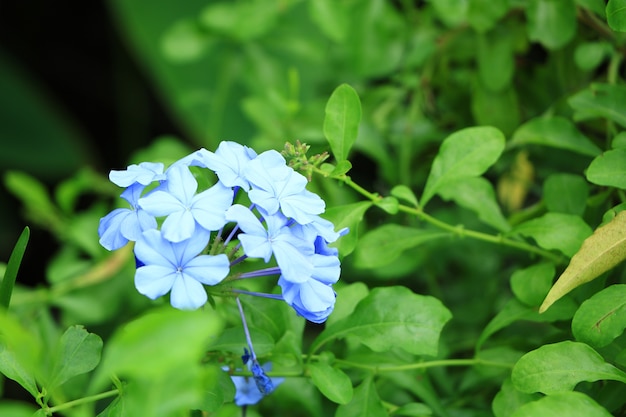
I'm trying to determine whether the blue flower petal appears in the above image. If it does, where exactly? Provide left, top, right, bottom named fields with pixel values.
left=161, top=209, right=196, bottom=242
left=98, top=208, right=132, bottom=250
left=109, top=162, right=165, bottom=187
left=170, top=274, right=208, bottom=310
left=135, top=265, right=177, bottom=299
left=184, top=254, right=230, bottom=285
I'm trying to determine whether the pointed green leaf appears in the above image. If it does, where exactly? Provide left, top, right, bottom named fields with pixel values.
left=311, top=286, right=452, bottom=356
left=513, top=213, right=592, bottom=258
left=0, top=226, right=29, bottom=309
left=492, top=378, right=540, bottom=417
left=322, top=201, right=373, bottom=257
left=438, top=177, right=511, bottom=232
left=206, top=326, right=274, bottom=357
left=572, top=284, right=626, bottom=348
left=509, top=116, right=601, bottom=157
left=607, top=0, right=626, bottom=32
left=510, top=263, right=555, bottom=307
left=324, top=84, right=362, bottom=161
left=586, top=149, right=626, bottom=188
left=308, top=361, right=353, bottom=404
left=477, top=298, right=577, bottom=350
left=540, top=211, right=626, bottom=312
left=421, top=126, right=505, bottom=207
left=375, top=196, right=399, bottom=215
left=511, top=391, right=612, bottom=417
left=354, top=225, right=451, bottom=269
left=526, top=0, right=577, bottom=50
left=511, top=341, right=626, bottom=394
left=569, top=83, right=626, bottom=128
left=390, top=185, right=419, bottom=207
left=49, top=325, right=103, bottom=388
left=335, top=376, right=386, bottom=417
left=0, top=310, right=41, bottom=397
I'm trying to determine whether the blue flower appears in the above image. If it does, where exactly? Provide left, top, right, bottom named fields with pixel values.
left=278, top=276, right=336, bottom=323
left=138, top=164, right=233, bottom=242
left=98, top=183, right=157, bottom=250
left=225, top=204, right=314, bottom=283
left=133, top=228, right=230, bottom=309
left=108, top=161, right=165, bottom=187
left=245, top=150, right=325, bottom=224
left=198, top=141, right=258, bottom=190
left=229, top=361, right=284, bottom=406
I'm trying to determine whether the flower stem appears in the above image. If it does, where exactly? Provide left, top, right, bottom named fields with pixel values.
left=44, top=389, right=119, bottom=414
left=315, top=167, right=566, bottom=264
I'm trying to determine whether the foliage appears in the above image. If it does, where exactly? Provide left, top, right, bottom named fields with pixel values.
left=4, top=1, right=626, bottom=416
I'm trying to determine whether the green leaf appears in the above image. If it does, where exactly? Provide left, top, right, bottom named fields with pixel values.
left=0, top=226, right=29, bottom=309
left=206, top=326, right=274, bottom=357
left=471, top=85, right=520, bottom=137
left=543, top=174, right=589, bottom=215
left=586, top=149, right=626, bottom=188
left=331, top=160, right=353, bottom=176
left=477, top=29, right=514, bottom=91
left=49, top=325, right=103, bottom=388
left=438, top=177, right=511, bottom=232
left=322, top=201, right=373, bottom=257
left=308, top=0, right=350, bottom=42
left=510, top=263, right=555, bottom=307
left=421, top=126, right=505, bottom=207
left=160, top=19, right=210, bottom=63
left=476, top=298, right=577, bottom=350
left=572, top=284, right=626, bottom=348
left=326, top=283, right=369, bottom=327
left=354, top=225, right=451, bottom=269
left=513, top=213, right=592, bottom=257
left=311, top=286, right=452, bottom=356
left=375, top=196, right=399, bottom=215
left=468, top=0, right=509, bottom=33
left=93, top=307, right=223, bottom=389
left=574, top=42, right=610, bottom=71
left=509, top=116, right=601, bottom=157
left=510, top=391, right=612, bottom=417
left=492, top=378, right=540, bottom=417
left=0, top=402, right=38, bottom=417
left=199, top=0, right=279, bottom=41
left=540, top=211, right=626, bottom=312
left=607, top=0, right=626, bottom=32
left=308, top=361, right=353, bottom=404
left=392, top=402, right=433, bottom=417
left=511, top=341, right=626, bottom=394
left=335, top=376, right=387, bottom=417
left=390, top=185, right=419, bottom=207
left=0, top=310, right=41, bottom=397
left=612, top=131, right=626, bottom=149
left=4, top=171, right=63, bottom=233
left=525, top=0, right=577, bottom=49
left=569, top=83, right=626, bottom=128
left=324, top=84, right=362, bottom=161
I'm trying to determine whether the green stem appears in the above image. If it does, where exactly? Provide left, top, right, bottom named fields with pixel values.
left=332, top=357, right=514, bottom=373
left=317, top=168, right=565, bottom=264
left=44, top=389, right=119, bottom=414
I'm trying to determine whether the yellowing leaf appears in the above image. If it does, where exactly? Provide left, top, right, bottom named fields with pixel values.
left=540, top=211, right=626, bottom=313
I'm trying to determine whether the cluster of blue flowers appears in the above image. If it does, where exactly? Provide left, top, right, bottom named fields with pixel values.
left=98, top=141, right=346, bottom=322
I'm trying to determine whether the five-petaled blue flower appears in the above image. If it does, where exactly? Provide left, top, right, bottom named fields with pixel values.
left=134, top=228, right=230, bottom=310
left=138, top=164, right=233, bottom=242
